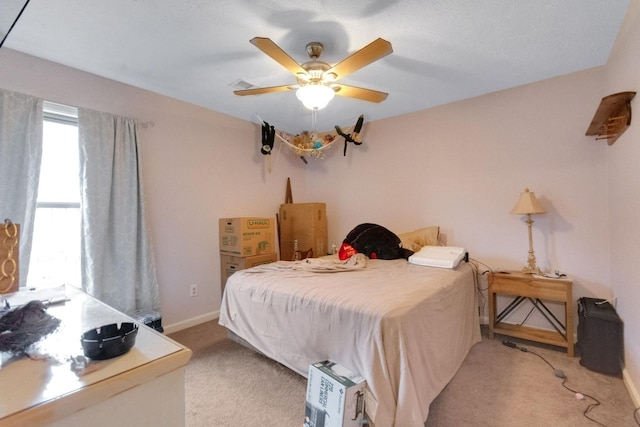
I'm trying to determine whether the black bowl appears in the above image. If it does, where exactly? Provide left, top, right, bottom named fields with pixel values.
left=81, top=322, right=138, bottom=360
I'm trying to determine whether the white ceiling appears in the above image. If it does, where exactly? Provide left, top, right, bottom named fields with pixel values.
left=1, top=0, right=631, bottom=132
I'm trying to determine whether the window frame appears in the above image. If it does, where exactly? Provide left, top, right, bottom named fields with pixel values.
left=40, top=101, right=80, bottom=210
left=27, top=101, right=81, bottom=289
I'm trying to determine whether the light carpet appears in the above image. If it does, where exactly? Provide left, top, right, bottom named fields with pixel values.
left=169, top=321, right=638, bottom=426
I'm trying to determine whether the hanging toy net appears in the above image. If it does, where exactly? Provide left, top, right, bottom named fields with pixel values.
left=275, top=129, right=339, bottom=159
left=257, top=113, right=365, bottom=171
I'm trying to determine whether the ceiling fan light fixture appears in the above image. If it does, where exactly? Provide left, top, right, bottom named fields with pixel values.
left=296, top=84, right=335, bottom=110
left=324, top=72, right=337, bottom=82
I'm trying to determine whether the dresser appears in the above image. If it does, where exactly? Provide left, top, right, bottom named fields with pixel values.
left=0, top=287, right=192, bottom=426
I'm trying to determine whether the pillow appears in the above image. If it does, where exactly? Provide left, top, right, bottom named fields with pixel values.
left=341, top=223, right=414, bottom=260
left=398, top=238, right=422, bottom=252
left=397, top=226, right=440, bottom=251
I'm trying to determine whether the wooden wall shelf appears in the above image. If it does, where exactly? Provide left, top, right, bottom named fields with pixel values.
left=586, top=91, right=636, bottom=145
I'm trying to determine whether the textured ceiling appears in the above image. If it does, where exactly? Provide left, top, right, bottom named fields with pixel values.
left=0, top=0, right=631, bottom=132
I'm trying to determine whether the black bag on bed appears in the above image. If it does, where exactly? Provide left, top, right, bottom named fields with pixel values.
left=344, top=223, right=414, bottom=260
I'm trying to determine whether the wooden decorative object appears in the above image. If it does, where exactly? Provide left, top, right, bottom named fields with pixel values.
left=278, top=177, right=294, bottom=257
left=586, top=91, right=636, bottom=145
left=284, top=177, right=293, bottom=204
left=1, top=221, right=19, bottom=294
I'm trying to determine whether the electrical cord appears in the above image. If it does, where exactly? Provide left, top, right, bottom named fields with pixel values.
left=464, top=259, right=637, bottom=425
left=468, top=259, right=490, bottom=317
left=467, top=260, right=483, bottom=292
left=469, top=257, right=493, bottom=291
left=502, top=339, right=608, bottom=426
left=468, top=258, right=506, bottom=319
left=519, top=304, right=537, bottom=326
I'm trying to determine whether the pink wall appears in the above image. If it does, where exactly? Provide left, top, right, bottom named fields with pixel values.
left=604, top=0, right=640, bottom=405
left=304, top=0, right=639, bottom=400
left=0, top=48, right=614, bottom=325
left=2, top=6, right=639, bottom=399
left=307, top=67, right=611, bottom=306
left=0, top=48, right=307, bottom=329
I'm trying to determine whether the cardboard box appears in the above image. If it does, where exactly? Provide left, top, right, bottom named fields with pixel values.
left=304, top=360, right=366, bottom=427
left=279, top=203, right=327, bottom=261
left=220, top=253, right=277, bottom=292
left=219, top=217, right=275, bottom=256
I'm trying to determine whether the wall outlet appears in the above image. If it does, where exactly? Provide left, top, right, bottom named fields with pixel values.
left=190, top=283, right=198, bottom=297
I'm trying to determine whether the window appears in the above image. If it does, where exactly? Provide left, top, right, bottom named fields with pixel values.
left=27, top=102, right=81, bottom=289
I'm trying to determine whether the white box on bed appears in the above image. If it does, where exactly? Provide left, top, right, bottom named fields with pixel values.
left=408, top=245, right=467, bottom=269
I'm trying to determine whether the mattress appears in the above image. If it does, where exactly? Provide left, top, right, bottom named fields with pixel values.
left=219, top=256, right=481, bottom=426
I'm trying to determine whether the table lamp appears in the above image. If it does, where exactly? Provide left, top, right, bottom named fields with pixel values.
left=510, top=188, right=546, bottom=274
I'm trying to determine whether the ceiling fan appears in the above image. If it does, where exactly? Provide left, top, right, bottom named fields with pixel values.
left=234, top=37, right=393, bottom=110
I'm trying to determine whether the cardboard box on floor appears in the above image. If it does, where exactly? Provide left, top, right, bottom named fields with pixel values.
left=220, top=253, right=277, bottom=293
left=304, top=360, right=366, bottom=427
left=219, top=217, right=275, bottom=256
left=279, top=203, right=327, bottom=261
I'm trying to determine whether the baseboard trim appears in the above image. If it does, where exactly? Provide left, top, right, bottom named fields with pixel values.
left=163, top=310, right=220, bottom=335
left=623, top=368, right=640, bottom=408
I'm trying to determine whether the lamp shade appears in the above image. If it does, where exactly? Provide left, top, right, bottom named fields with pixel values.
left=296, top=84, right=335, bottom=110
left=510, top=188, right=546, bottom=215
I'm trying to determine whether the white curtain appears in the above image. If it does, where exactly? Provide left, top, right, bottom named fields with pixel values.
left=78, top=108, right=160, bottom=315
left=0, top=88, right=43, bottom=286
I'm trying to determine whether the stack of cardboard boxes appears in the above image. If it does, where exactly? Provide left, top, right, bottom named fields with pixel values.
left=219, top=217, right=277, bottom=293
left=218, top=206, right=328, bottom=292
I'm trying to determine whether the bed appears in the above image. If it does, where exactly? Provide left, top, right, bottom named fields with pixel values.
left=219, top=249, right=481, bottom=426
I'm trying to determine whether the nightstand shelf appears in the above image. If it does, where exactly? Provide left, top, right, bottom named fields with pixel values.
left=488, top=271, right=574, bottom=357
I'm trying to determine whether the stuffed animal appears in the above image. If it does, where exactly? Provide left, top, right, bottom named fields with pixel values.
left=335, top=114, right=364, bottom=156
left=261, top=121, right=276, bottom=172
left=261, top=121, right=275, bottom=155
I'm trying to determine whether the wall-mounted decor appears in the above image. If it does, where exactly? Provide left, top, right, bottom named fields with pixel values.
left=585, top=91, right=636, bottom=145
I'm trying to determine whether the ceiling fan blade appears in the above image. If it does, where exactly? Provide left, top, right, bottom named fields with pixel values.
left=328, top=38, right=393, bottom=80
left=234, top=85, right=296, bottom=96
left=250, top=37, right=307, bottom=76
left=334, top=84, right=388, bottom=103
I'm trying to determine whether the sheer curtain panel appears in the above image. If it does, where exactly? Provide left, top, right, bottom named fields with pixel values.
left=0, top=89, right=43, bottom=286
left=78, top=108, right=160, bottom=315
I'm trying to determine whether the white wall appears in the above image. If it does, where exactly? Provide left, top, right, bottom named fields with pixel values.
left=0, top=49, right=615, bottom=326
left=2, top=7, right=639, bottom=400
left=304, top=1, right=640, bottom=399
left=0, top=48, right=307, bottom=330
left=604, top=0, right=640, bottom=405
left=307, top=67, right=611, bottom=315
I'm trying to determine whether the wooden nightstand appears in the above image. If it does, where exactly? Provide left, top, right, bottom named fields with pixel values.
left=488, top=271, right=574, bottom=357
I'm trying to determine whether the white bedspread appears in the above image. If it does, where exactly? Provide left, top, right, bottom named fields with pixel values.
left=219, top=257, right=481, bottom=427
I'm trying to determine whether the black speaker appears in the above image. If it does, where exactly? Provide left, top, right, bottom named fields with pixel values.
left=577, top=297, right=623, bottom=376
